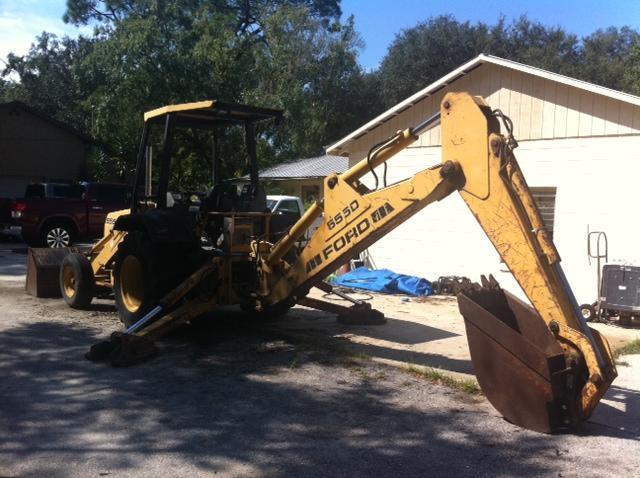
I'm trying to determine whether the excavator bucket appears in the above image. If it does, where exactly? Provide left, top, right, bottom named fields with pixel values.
left=458, top=279, right=587, bottom=434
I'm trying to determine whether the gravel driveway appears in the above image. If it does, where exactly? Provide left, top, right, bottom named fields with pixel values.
left=1, top=244, right=639, bottom=477
left=0, top=280, right=639, bottom=477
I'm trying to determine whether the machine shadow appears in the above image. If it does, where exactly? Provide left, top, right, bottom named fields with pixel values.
left=279, top=306, right=472, bottom=374
left=583, top=384, right=640, bottom=440
left=0, top=319, right=560, bottom=477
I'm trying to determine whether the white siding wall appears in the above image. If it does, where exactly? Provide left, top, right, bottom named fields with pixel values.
left=358, top=135, right=640, bottom=303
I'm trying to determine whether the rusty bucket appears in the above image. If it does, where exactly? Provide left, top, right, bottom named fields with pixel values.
left=25, top=247, right=77, bottom=298
left=458, top=280, right=587, bottom=433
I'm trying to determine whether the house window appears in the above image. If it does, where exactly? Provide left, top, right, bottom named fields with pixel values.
left=531, top=187, right=557, bottom=239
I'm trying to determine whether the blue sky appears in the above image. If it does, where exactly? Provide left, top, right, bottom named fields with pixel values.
left=0, top=0, right=90, bottom=67
left=1, top=0, right=639, bottom=71
left=342, top=0, right=640, bottom=70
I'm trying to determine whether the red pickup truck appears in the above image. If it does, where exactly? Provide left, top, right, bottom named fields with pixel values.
left=10, top=182, right=129, bottom=248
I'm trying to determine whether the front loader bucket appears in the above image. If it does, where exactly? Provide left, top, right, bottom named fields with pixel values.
left=26, top=247, right=77, bottom=298
left=458, top=283, right=585, bottom=433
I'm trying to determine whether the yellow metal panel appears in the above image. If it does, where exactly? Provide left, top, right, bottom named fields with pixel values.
left=143, top=100, right=216, bottom=122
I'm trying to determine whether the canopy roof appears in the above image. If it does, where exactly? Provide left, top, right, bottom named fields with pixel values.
left=144, top=100, right=283, bottom=125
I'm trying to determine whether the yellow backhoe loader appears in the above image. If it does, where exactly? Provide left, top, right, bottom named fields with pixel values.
left=56, top=93, right=615, bottom=434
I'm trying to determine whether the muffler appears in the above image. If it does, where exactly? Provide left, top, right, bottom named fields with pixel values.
left=458, top=278, right=591, bottom=433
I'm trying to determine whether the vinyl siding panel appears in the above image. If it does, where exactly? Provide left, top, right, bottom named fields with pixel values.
left=343, top=63, right=640, bottom=166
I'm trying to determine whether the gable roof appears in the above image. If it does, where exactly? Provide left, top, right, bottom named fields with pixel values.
left=327, top=54, right=640, bottom=154
left=259, top=154, right=348, bottom=179
left=0, top=101, right=95, bottom=144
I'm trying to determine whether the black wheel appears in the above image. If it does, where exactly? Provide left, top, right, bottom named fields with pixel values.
left=43, top=222, right=74, bottom=248
left=580, top=303, right=596, bottom=322
left=60, top=253, right=95, bottom=309
left=113, top=234, right=159, bottom=328
left=113, top=233, right=205, bottom=328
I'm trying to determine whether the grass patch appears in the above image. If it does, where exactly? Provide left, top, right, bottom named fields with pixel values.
left=613, top=338, right=640, bottom=360
left=404, top=364, right=481, bottom=395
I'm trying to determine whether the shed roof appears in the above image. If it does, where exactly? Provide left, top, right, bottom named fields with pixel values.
left=0, top=101, right=95, bottom=144
left=259, top=154, right=348, bottom=179
left=327, top=54, right=640, bottom=154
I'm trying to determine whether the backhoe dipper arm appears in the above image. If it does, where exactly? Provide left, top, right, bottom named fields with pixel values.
left=260, top=92, right=616, bottom=433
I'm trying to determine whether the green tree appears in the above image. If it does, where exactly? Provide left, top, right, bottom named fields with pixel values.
left=252, top=6, right=368, bottom=159
left=375, top=15, right=639, bottom=109
left=377, top=15, right=490, bottom=107
left=2, top=33, right=95, bottom=129
left=56, top=0, right=364, bottom=184
left=581, top=27, right=640, bottom=92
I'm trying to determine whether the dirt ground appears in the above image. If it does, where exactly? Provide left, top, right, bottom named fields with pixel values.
left=1, top=243, right=640, bottom=477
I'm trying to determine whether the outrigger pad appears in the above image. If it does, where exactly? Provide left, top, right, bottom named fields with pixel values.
left=457, top=277, right=582, bottom=434
left=337, top=303, right=386, bottom=325
left=86, top=332, right=158, bottom=367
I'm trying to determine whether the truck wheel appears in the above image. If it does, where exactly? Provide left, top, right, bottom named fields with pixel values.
left=60, top=253, right=95, bottom=309
left=43, top=222, right=74, bottom=248
left=580, top=303, right=596, bottom=322
left=113, top=236, right=159, bottom=328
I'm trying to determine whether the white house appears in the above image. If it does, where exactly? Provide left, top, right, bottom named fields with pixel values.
left=327, top=54, right=640, bottom=304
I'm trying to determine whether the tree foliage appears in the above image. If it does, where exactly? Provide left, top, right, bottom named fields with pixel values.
left=2, top=8, right=640, bottom=187
left=3, top=0, right=364, bottom=185
left=376, top=15, right=640, bottom=108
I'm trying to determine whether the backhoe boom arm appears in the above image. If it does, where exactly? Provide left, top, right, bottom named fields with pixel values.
left=259, top=92, right=617, bottom=433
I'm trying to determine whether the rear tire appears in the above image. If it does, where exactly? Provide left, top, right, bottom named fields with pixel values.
left=580, top=303, right=596, bottom=322
left=60, top=253, right=95, bottom=309
left=114, top=235, right=159, bottom=328
left=113, top=233, right=205, bottom=328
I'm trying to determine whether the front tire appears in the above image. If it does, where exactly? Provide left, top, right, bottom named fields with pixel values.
left=60, top=253, right=95, bottom=309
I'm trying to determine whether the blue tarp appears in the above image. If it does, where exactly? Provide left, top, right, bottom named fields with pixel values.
left=332, top=267, right=433, bottom=296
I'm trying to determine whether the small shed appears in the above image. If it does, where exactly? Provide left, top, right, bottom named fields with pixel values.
left=259, top=154, right=348, bottom=205
left=327, top=54, right=640, bottom=303
left=0, top=102, right=93, bottom=197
